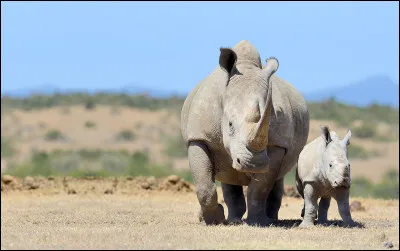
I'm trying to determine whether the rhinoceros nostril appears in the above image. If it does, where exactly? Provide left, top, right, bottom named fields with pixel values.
left=237, top=158, right=241, bottom=164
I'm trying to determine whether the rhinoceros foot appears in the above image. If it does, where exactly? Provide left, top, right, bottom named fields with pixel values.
left=198, top=203, right=225, bottom=225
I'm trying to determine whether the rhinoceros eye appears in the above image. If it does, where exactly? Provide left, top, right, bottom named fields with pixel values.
left=228, top=121, right=234, bottom=135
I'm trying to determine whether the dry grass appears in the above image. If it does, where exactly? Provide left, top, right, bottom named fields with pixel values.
left=1, top=182, right=399, bottom=250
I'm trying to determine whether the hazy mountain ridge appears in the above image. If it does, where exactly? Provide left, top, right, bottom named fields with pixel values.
left=304, top=75, right=399, bottom=107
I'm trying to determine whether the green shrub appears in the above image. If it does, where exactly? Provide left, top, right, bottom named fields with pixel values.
left=350, top=177, right=374, bottom=198
left=164, top=135, right=188, bottom=158
left=350, top=170, right=399, bottom=199
left=1, top=137, right=15, bottom=157
left=70, top=169, right=110, bottom=178
left=78, top=149, right=103, bottom=159
left=44, top=129, right=65, bottom=141
left=6, top=151, right=56, bottom=177
left=347, top=144, right=369, bottom=159
left=116, top=130, right=136, bottom=141
left=353, top=124, right=377, bottom=138
left=85, top=98, right=96, bottom=110
left=84, top=121, right=96, bottom=129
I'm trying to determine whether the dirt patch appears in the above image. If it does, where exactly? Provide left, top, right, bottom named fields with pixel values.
left=1, top=175, right=195, bottom=195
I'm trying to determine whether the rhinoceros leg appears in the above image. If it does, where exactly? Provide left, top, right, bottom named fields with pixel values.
left=246, top=146, right=285, bottom=227
left=222, top=183, right=246, bottom=225
left=317, top=197, right=331, bottom=225
left=265, top=177, right=284, bottom=221
left=333, top=188, right=357, bottom=227
left=188, top=141, right=225, bottom=225
left=299, top=183, right=318, bottom=228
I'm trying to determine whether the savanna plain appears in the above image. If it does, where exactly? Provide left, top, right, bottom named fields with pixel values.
left=1, top=94, right=399, bottom=249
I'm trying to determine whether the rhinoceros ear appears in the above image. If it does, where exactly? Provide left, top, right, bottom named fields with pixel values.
left=264, top=57, right=279, bottom=76
left=341, top=129, right=351, bottom=148
left=320, top=125, right=332, bottom=146
left=219, top=48, right=237, bottom=75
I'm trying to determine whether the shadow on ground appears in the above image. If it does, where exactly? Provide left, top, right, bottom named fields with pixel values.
left=227, top=219, right=365, bottom=229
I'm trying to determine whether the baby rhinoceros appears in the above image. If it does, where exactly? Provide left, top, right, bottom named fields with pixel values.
left=296, top=126, right=357, bottom=228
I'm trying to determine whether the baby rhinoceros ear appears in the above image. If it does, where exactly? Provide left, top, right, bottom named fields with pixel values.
left=320, top=125, right=332, bottom=146
left=341, top=129, right=352, bottom=148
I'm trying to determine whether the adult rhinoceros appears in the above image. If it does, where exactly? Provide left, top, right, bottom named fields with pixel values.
left=181, top=40, right=309, bottom=226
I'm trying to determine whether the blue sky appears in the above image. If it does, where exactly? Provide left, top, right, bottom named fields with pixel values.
left=1, top=1, right=399, bottom=96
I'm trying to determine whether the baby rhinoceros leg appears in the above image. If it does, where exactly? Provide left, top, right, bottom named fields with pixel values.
left=334, top=188, right=357, bottom=228
left=222, top=183, right=246, bottom=225
left=317, top=197, right=331, bottom=225
left=189, top=141, right=225, bottom=225
left=266, top=178, right=284, bottom=221
left=299, top=183, right=318, bottom=228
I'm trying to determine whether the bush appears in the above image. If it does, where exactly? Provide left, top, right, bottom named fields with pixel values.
left=116, top=130, right=136, bottom=141
left=164, top=135, right=188, bottom=158
left=85, top=121, right=96, bottom=129
left=348, top=144, right=369, bottom=159
left=350, top=169, right=399, bottom=199
left=6, top=151, right=55, bottom=177
left=85, top=98, right=96, bottom=110
left=353, top=124, right=377, bottom=138
left=44, top=130, right=65, bottom=141
left=1, top=137, right=15, bottom=157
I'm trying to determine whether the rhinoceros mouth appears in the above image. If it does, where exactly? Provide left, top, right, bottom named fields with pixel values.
left=232, top=159, right=269, bottom=173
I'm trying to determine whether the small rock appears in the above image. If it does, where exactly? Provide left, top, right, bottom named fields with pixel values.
left=350, top=201, right=365, bottom=212
left=126, top=177, right=133, bottom=181
left=141, top=182, right=152, bottom=190
left=24, top=176, right=39, bottom=189
left=48, top=176, right=55, bottom=181
left=1, top=175, right=15, bottom=185
left=167, top=175, right=181, bottom=184
left=67, top=189, right=77, bottom=194
left=104, top=189, right=113, bottom=194
left=24, top=176, right=34, bottom=185
left=28, top=183, right=40, bottom=190
left=384, top=241, right=393, bottom=248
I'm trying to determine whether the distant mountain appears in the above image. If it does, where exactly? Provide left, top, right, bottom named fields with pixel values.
left=1, top=83, right=185, bottom=99
left=304, top=75, right=399, bottom=108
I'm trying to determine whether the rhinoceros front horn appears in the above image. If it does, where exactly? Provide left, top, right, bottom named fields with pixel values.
left=247, top=57, right=279, bottom=152
left=247, top=89, right=271, bottom=152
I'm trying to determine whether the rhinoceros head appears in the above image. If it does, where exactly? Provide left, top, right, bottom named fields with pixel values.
left=320, top=126, right=352, bottom=188
left=218, top=40, right=278, bottom=173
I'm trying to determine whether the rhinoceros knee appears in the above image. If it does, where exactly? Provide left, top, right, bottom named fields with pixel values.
left=197, top=184, right=218, bottom=209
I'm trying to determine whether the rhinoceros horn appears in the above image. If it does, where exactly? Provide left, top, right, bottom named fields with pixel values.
left=247, top=57, right=279, bottom=151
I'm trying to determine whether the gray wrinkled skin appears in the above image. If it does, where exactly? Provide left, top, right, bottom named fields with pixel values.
left=296, top=126, right=356, bottom=228
left=181, top=40, right=309, bottom=226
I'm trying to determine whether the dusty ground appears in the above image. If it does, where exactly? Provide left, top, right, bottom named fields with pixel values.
left=1, top=176, right=399, bottom=250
